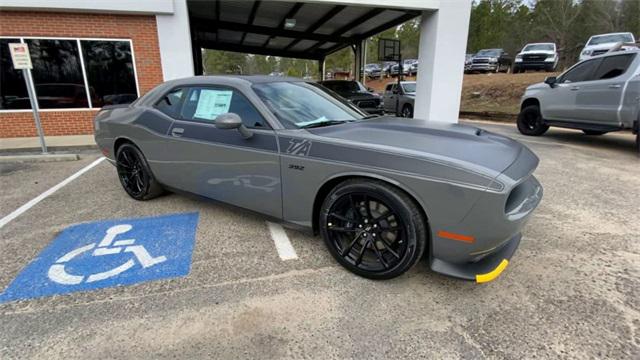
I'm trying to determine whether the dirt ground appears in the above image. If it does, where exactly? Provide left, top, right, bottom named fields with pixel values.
left=365, top=72, right=558, bottom=118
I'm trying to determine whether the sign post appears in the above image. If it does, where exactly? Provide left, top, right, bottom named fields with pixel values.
left=378, top=38, right=402, bottom=117
left=8, top=43, right=47, bottom=154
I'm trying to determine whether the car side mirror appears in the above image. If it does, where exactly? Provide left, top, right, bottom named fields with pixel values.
left=544, top=76, right=557, bottom=88
left=215, top=113, right=253, bottom=139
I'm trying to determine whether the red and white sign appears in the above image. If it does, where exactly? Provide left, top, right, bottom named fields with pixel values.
left=8, top=43, right=32, bottom=70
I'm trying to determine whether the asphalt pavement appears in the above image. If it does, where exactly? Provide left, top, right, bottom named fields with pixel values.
left=0, top=120, right=638, bottom=359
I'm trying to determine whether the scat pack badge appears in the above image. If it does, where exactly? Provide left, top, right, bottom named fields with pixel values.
left=286, top=138, right=312, bottom=156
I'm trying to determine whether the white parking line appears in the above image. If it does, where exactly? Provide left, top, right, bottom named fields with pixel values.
left=266, top=221, right=298, bottom=261
left=0, top=157, right=106, bottom=230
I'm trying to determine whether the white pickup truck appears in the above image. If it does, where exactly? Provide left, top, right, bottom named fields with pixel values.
left=518, top=46, right=640, bottom=153
left=579, top=32, right=635, bottom=61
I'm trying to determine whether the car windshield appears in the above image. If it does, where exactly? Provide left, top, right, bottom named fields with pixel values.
left=365, top=64, right=380, bottom=70
left=401, top=82, right=416, bottom=93
left=476, top=49, right=500, bottom=56
left=253, top=81, right=365, bottom=129
left=523, top=44, right=554, bottom=51
left=588, top=33, right=634, bottom=45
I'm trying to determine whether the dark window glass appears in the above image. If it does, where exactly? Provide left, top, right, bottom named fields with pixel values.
left=26, top=39, right=88, bottom=108
left=560, top=59, right=601, bottom=83
left=594, top=54, right=635, bottom=80
left=155, top=88, right=184, bottom=117
left=81, top=40, right=138, bottom=107
left=180, top=87, right=266, bottom=128
left=0, top=39, right=30, bottom=109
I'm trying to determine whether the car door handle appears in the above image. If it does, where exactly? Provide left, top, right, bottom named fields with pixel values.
left=608, top=84, right=621, bottom=89
left=570, top=86, right=580, bottom=91
left=171, top=127, right=184, bottom=137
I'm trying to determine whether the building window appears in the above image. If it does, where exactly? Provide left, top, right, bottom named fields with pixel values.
left=27, top=39, right=87, bottom=109
left=81, top=40, right=138, bottom=107
left=0, top=38, right=29, bottom=110
left=0, top=37, right=139, bottom=111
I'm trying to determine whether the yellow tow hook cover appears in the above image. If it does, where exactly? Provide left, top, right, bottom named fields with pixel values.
left=476, top=259, right=509, bottom=283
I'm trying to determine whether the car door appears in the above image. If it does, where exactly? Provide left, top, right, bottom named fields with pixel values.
left=542, top=58, right=602, bottom=121
left=383, top=84, right=396, bottom=113
left=573, top=53, right=636, bottom=125
left=160, top=85, right=282, bottom=218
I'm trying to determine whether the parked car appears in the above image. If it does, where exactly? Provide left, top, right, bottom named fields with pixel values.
left=94, top=75, right=542, bottom=281
left=579, top=32, right=636, bottom=61
left=318, top=80, right=384, bottom=115
left=389, top=63, right=410, bottom=77
left=383, top=81, right=415, bottom=117
left=513, top=43, right=559, bottom=73
left=405, top=59, right=419, bottom=75
left=381, top=61, right=395, bottom=77
left=468, top=49, right=512, bottom=73
left=518, top=47, right=640, bottom=153
left=363, top=63, right=382, bottom=79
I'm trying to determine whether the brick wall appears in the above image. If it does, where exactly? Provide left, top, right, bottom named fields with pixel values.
left=0, top=11, right=164, bottom=138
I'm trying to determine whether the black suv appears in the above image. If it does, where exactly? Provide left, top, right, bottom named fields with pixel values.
left=467, top=49, right=513, bottom=73
left=318, top=80, right=384, bottom=115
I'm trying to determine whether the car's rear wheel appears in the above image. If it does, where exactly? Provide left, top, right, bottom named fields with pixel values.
left=116, top=143, right=164, bottom=200
left=582, top=130, right=607, bottom=136
left=401, top=104, right=413, bottom=118
left=319, top=179, right=427, bottom=280
left=517, top=105, right=549, bottom=136
left=635, top=121, right=640, bottom=155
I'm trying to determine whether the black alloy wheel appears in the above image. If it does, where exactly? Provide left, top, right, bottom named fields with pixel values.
left=517, top=105, right=549, bottom=136
left=116, top=143, right=164, bottom=200
left=320, top=179, right=427, bottom=279
left=401, top=104, right=413, bottom=118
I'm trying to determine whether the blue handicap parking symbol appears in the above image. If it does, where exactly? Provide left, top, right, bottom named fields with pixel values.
left=0, top=212, right=199, bottom=303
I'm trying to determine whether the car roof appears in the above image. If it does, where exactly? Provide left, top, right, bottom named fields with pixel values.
left=590, top=47, right=640, bottom=59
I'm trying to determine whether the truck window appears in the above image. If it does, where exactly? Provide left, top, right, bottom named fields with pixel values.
left=593, top=54, right=636, bottom=80
left=559, top=59, right=601, bottom=83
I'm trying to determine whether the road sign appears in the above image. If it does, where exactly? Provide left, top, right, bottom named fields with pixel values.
left=0, top=213, right=199, bottom=303
left=8, top=43, right=32, bottom=69
left=8, top=42, right=46, bottom=153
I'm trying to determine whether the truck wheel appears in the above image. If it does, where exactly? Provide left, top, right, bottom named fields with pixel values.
left=401, top=104, right=413, bottom=118
left=582, top=130, right=606, bottom=136
left=517, top=105, right=549, bottom=136
left=513, top=67, right=520, bottom=74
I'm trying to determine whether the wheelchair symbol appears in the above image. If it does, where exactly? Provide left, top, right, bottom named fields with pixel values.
left=47, top=224, right=167, bottom=285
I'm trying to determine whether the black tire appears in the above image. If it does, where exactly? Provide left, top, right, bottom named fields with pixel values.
left=319, top=179, right=427, bottom=280
left=115, top=143, right=164, bottom=200
left=401, top=104, right=413, bottom=118
left=635, top=121, right=640, bottom=155
left=513, top=67, right=520, bottom=74
left=517, top=104, right=549, bottom=136
left=582, top=130, right=607, bottom=136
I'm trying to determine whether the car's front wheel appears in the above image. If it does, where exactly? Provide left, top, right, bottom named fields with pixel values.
left=401, top=104, right=413, bottom=118
left=517, top=105, right=549, bottom=136
left=116, top=143, right=164, bottom=200
left=319, top=179, right=427, bottom=280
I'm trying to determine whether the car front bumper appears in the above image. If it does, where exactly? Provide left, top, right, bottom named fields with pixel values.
left=470, top=63, right=498, bottom=71
left=515, top=61, right=555, bottom=69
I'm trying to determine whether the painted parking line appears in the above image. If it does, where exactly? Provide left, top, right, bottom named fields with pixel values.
left=266, top=221, right=298, bottom=261
left=0, top=157, right=106, bottom=230
left=0, top=212, right=199, bottom=303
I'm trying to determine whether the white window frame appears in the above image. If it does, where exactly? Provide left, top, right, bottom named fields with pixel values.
left=0, top=36, right=140, bottom=113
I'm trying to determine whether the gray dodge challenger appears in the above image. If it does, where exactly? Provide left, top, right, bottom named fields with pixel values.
left=94, top=76, right=543, bottom=282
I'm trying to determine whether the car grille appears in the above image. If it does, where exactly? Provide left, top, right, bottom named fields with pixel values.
left=473, top=58, right=490, bottom=64
left=354, top=99, right=379, bottom=108
left=522, top=53, right=548, bottom=62
left=592, top=49, right=608, bottom=56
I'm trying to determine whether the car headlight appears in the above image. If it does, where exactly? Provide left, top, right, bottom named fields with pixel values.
left=582, top=50, right=592, bottom=56
left=515, top=55, right=523, bottom=62
left=489, top=57, right=498, bottom=63
left=545, top=55, right=556, bottom=62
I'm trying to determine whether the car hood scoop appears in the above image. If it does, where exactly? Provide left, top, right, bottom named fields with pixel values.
left=308, top=117, right=524, bottom=174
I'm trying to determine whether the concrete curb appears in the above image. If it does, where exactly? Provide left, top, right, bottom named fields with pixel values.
left=0, top=153, right=80, bottom=163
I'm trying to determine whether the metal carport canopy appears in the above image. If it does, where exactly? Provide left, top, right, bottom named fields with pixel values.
left=188, top=0, right=422, bottom=60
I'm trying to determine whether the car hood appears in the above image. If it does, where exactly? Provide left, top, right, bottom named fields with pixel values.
left=584, top=43, right=618, bottom=51
left=307, top=117, right=526, bottom=177
left=519, top=50, right=555, bottom=55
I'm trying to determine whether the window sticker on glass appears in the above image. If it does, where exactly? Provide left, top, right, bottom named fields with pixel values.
left=194, top=89, right=233, bottom=120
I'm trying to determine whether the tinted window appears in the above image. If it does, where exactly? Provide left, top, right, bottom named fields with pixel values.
left=588, top=33, right=634, bottom=45
left=0, top=39, right=30, bottom=109
left=81, top=40, right=138, bottom=107
left=180, top=87, right=266, bottom=128
left=156, top=88, right=184, bottom=117
left=26, top=39, right=87, bottom=108
left=560, top=59, right=601, bottom=83
left=523, top=44, right=554, bottom=52
left=593, top=54, right=635, bottom=80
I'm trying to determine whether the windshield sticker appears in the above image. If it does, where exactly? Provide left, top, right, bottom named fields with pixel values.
left=194, top=89, right=233, bottom=120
